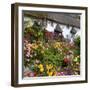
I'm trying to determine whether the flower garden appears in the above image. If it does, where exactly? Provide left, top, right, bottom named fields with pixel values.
left=24, top=19, right=80, bottom=77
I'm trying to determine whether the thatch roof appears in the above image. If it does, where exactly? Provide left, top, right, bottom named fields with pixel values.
left=24, top=12, right=80, bottom=28
left=47, top=13, right=80, bottom=28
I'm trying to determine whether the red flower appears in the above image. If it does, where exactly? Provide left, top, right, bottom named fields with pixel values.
left=64, top=58, right=69, bottom=63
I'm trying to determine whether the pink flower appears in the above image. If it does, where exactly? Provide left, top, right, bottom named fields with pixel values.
left=29, top=72, right=35, bottom=77
left=56, top=72, right=65, bottom=76
left=24, top=71, right=36, bottom=77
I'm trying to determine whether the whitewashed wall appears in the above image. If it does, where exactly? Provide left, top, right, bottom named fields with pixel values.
left=45, top=21, right=80, bottom=43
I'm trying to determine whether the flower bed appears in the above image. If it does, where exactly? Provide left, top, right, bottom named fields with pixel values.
left=24, top=20, right=80, bottom=77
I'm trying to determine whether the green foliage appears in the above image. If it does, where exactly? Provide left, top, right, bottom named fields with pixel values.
left=73, top=49, right=80, bottom=56
left=24, top=20, right=45, bottom=43
left=40, top=46, right=64, bottom=67
left=74, top=36, right=80, bottom=47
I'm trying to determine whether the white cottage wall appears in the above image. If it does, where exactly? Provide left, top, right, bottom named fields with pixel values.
left=45, top=21, right=80, bottom=43
left=46, top=21, right=57, bottom=32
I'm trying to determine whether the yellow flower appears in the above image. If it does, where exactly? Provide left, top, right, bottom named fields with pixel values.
left=38, top=64, right=43, bottom=68
left=47, top=71, right=53, bottom=76
left=54, top=42, right=61, bottom=48
left=32, top=43, right=38, bottom=49
left=46, top=64, right=53, bottom=70
left=40, top=68, right=44, bottom=72
left=38, top=64, right=44, bottom=72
